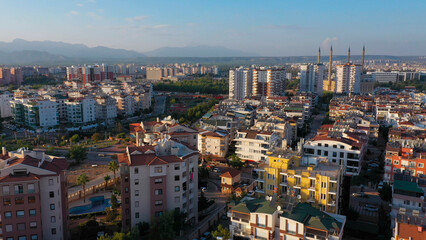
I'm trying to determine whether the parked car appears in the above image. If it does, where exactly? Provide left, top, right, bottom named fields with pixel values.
left=213, top=167, right=220, bottom=173
left=201, top=187, right=207, bottom=192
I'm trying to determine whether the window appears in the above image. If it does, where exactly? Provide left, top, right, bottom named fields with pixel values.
left=394, top=160, right=399, bottom=165
left=135, top=201, right=139, bottom=207
left=48, top=179, right=54, bottom=186
left=134, top=179, right=139, bottom=185
left=135, top=190, right=139, bottom=196
left=175, top=196, right=180, bottom=203
left=135, top=212, right=139, bottom=218
left=333, top=145, right=337, bottom=148
left=30, top=222, right=37, bottom=228
left=125, top=177, right=129, bottom=182
left=3, top=185, right=10, bottom=194
left=125, top=198, right=129, bottom=204
left=7, top=238, right=13, bottom=240
left=28, top=196, right=36, bottom=204
left=18, top=237, right=27, bottom=240
left=17, top=210, right=25, bottom=218
left=5, top=211, right=12, bottom=219
left=29, top=209, right=36, bottom=216
left=175, top=175, right=180, bottom=181
left=49, top=191, right=54, bottom=198
left=51, top=228, right=57, bottom=235
left=6, top=224, right=12, bottom=232
left=155, top=211, right=163, bottom=217
left=15, top=184, right=24, bottom=194
left=324, top=151, right=328, bottom=156
left=404, top=200, right=410, bottom=205
left=155, top=189, right=163, bottom=195
left=317, top=150, right=322, bottom=155
left=419, top=163, right=424, bottom=168
left=340, top=145, right=344, bottom=149
left=155, top=178, right=163, bottom=184
left=155, top=200, right=163, bottom=206
left=31, top=235, right=38, bottom=240
left=174, top=164, right=180, bottom=170
left=340, top=152, right=344, bottom=158
left=325, top=144, right=329, bottom=147
left=318, top=143, right=322, bottom=147
left=125, top=187, right=129, bottom=193
left=175, top=186, right=180, bottom=192
left=154, top=167, right=162, bottom=173
left=15, top=197, right=24, bottom=205
left=27, top=183, right=35, bottom=193
left=134, top=168, right=139, bottom=174
left=50, top=204, right=55, bottom=210
left=51, top=216, right=56, bottom=223
left=17, top=223, right=26, bottom=231
left=332, top=152, right=337, bottom=157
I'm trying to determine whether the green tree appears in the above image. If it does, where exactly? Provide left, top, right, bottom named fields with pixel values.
left=46, top=146, right=55, bottom=155
left=104, top=175, right=111, bottom=190
left=70, top=134, right=80, bottom=144
left=105, top=208, right=117, bottom=222
left=149, top=211, right=175, bottom=240
left=108, top=160, right=119, bottom=186
left=379, top=183, right=392, bottom=202
left=91, top=133, right=102, bottom=142
left=77, top=174, right=90, bottom=203
left=117, top=132, right=126, bottom=139
left=172, top=209, right=188, bottom=236
left=67, top=145, right=87, bottom=164
left=111, top=194, right=119, bottom=209
left=97, top=227, right=139, bottom=240
left=170, top=98, right=176, bottom=104
left=229, top=154, right=244, bottom=169
left=212, top=224, right=231, bottom=240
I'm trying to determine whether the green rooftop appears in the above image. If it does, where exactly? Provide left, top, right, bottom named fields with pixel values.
left=281, top=203, right=343, bottom=232
left=394, top=180, right=423, bottom=193
left=232, top=198, right=277, bottom=214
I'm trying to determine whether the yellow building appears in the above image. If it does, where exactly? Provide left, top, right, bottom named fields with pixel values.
left=323, top=79, right=335, bottom=92
left=254, top=153, right=343, bottom=214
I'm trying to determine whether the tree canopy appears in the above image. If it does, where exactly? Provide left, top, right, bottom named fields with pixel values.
left=67, top=145, right=87, bottom=164
left=154, top=77, right=228, bottom=94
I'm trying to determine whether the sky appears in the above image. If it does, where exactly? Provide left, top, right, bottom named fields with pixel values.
left=1, top=0, right=426, bottom=56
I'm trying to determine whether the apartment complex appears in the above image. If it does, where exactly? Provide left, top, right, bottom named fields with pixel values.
left=335, top=63, right=362, bottom=94
left=229, top=67, right=253, bottom=100
left=0, top=91, right=14, bottom=118
left=255, top=153, right=343, bottom=214
left=299, top=63, right=324, bottom=95
left=65, top=97, right=96, bottom=125
left=0, top=148, right=68, bottom=240
left=118, top=138, right=199, bottom=231
left=303, top=132, right=367, bottom=176
left=11, top=99, right=59, bottom=128
left=198, top=129, right=229, bottom=158
left=229, top=198, right=346, bottom=240
left=234, top=130, right=280, bottom=163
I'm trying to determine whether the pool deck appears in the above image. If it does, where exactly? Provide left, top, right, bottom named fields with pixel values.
left=69, top=191, right=113, bottom=210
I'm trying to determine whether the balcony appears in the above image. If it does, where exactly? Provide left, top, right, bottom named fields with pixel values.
left=280, top=182, right=288, bottom=186
left=308, top=186, right=316, bottom=191
left=328, top=201, right=336, bottom=206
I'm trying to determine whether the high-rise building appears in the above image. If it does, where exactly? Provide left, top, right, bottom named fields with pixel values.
left=0, top=91, right=14, bottom=118
left=118, top=138, right=199, bottom=231
left=300, top=64, right=324, bottom=95
left=335, top=48, right=362, bottom=94
left=229, top=67, right=252, bottom=100
left=0, top=147, right=68, bottom=240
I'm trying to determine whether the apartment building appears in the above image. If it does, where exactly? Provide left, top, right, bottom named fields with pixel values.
left=130, top=118, right=198, bottom=147
left=234, top=130, right=280, bottom=163
left=0, top=147, right=68, bottom=240
left=118, top=138, right=199, bottom=231
left=384, top=142, right=426, bottom=183
left=303, top=132, right=367, bottom=176
left=229, top=198, right=346, bottom=240
left=229, top=67, right=253, bottom=100
left=65, top=97, right=96, bottom=124
left=44, top=94, right=68, bottom=123
left=113, top=94, right=135, bottom=116
left=0, top=91, right=14, bottom=118
left=198, top=129, right=229, bottom=158
left=95, top=95, right=117, bottom=125
left=335, top=63, right=361, bottom=94
left=300, top=63, right=324, bottom=95
left=255, top=153, right=343, bottom=214
left=11, top=99, right=59, bottom=129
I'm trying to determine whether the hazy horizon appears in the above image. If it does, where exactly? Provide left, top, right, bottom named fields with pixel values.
left=1, top=0, right=426, bottom=56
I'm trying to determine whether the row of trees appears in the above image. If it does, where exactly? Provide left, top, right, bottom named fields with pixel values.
left=374, top=79, right=426, bottom=91
left=171, top=98, right=219, bottom=125
left=154, top=77, right=228, bottom=94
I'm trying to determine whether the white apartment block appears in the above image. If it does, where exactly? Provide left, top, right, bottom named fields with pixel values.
left=0, top=91, right=14, bottom=118
left=198, top=129, right=229, bottom=158
left=335, top=63, right=361, bottom=94
left=118, top=138, right=199, bottom=231
left=235, top=130, right=280, bottom=163
left=300, top=63, right=324, bottom=95
left=95, top=96, right=117, bottom=124
left=229, top=67, right=253, bottom=100
left=37, top=100, right=60, bottom=128
left=65, top=97, right=96, bottom=124
left=113, top=95, right=135, bottom=116
left=0, top=147, right=68, bottom=240
left=303, top=133, right=367, bottom=176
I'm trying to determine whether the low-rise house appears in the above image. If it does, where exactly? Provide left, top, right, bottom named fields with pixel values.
left=220, top=168, right=241, bottom=194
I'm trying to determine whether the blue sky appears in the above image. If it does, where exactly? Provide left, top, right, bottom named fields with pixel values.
left=1, top=0, right=425, bottom=56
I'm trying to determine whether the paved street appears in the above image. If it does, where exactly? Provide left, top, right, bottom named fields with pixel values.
left=306, top=111, right=326, bottom=140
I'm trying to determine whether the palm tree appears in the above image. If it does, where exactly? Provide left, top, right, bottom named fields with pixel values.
left=104, top=175, right=111, bottom=191
left=77, top=173, right=89, bottom=203
left=108, top=159, right=119, bottom=187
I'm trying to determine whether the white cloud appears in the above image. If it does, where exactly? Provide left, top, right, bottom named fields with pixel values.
left=87, top=12, right=103, bottom=20
left=126, top=15, right=149, bottom=23
left=150, top=24, right=170, bottom=29
left=66, top=11, right=79, bottom=16
left=321, top=37, right=338, bottom=49
left=76, top=3, right=84, bottom=7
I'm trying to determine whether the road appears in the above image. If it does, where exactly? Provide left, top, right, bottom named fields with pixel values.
left=306, top=111, right=326, bottom=140
left=68, top=171, right=116, bottom=195
left=153, top=95, right=166, bottom=115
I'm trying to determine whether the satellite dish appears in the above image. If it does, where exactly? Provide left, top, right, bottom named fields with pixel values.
left=297, top=195, right=301, bottom=200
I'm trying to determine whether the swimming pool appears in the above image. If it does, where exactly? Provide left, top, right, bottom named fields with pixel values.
left=69, top=196, right=111, bottom=215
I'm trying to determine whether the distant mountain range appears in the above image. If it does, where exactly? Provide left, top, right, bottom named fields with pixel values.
left=0, top=39, right=425, bottom=65
left=144, top=45, right=257, bottom=57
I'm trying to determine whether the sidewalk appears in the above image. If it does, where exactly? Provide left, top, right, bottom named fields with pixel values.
left=68, top=171, right=116, bottom=195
